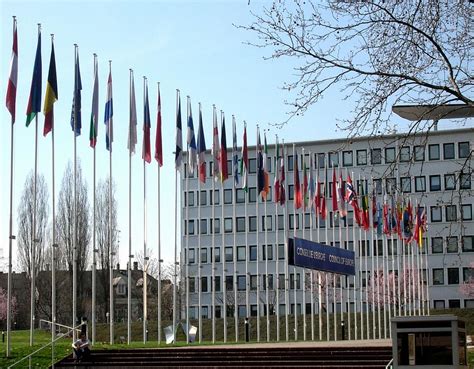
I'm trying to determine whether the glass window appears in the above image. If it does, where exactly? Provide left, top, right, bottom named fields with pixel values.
left=290, top=272, right=301, bottom=289
left=201, top=277, right=208, bottom=293
left=430, top=206, right=442, bottom=222
left=443, top=143, right=455, bottom=159
left=342, top=151, right=353, bottom=166
left=433, top=268, right=444, bottom=285
left=189, top=277, right=195, bottom=293
left=287, top=155, right=294, bottom=171
left=225, top=247, right=233, bottom=262
left=200, top=219, right=207, bottom=235
left=236, top=217, right=246, bottom=232
left=460, top=173, right=471, bottom=190
left=249, top=158, right=256, bottom=174
left=461, top=204, right=472, bottom=221
left=429, top=144, right=440, bottom=160
left=447, top=237, right=458, bottom=253
left=385, top=178, right=396, bottom=194
left=250, top=275, right=257, bottom=291
left=227, top=160, right=232, bottom=177
left=289, top=214, right=299, bottom=230
left=224, top=217, right=233, bottom=233
left=434, top=300, right=445, bottom=309
left=214, top=247, right=221, bottom=263
left=249, top=245, right=257, bottom=261
left=226, top=276, right=233, bottom=291
left=262, top=244, right=273, bottom=261
left=388, top=240, right=398, bottom=256
left=429, top=175, right=441, bottom=191
left=236, top=188, right=245, bottom=203
left=448, top=268, right=459, bottom=284
left=431, top=237, right=443, bottom=254
left=211, top=218, right=220, bottom=234
left=266, top=156, right=272, bottom=173
left=199, top=190, right=207, bottom=206
left=237, top=275, right=246, bottom=291
left=200, top=248, right=208, bottom=264
left=263, top=274, right=273, bottom=290
left=186, top=191, right=194, bottom=207
left=329, top=152, right=339, bottom=167
left=445, top=174, right=456, bottom=190
left=400, top=177, right=411, bottom=193
left=262, top=215, right=272, bottom=231
left=186, top=220, right=195, bottom=235
left=446, top=205, right=457, bottom=221
left=277, top=215, right=284, bottom=230
left=356, top=149, right=367, bottom=166
left=188, top=248, right=195, bottom=264
left=400, top=146, right=410, bottom=162
left=249, top=216, right=257, bottom=232
left=237, top=246, right=246, bottom=261
left=463, top=267, right=474, bottom=282
left=459, top=141, right=470, bottom=158
left=317, top=153, right=325, bottom=169
left=278, top=243, right=285, bottom=260
left=224, top=189, right=232, bottom=204
left=249, top=187, right=257, bottom=203
left=371, top=148, right=382, bottom=165
left=385, top=147, right=395, bottom=163
left=373, top=179, right=382, bottom=194
left=462, top=236, right=473, bottom=252
left=210, top=189, right=220, bottom=205
left=414, top=145, right=425, bottom=161
left=466, top=300, right=474, bottom=308
left=415, top=176, right=426, bottom=192
left=448, top=299, right=460, bottom=308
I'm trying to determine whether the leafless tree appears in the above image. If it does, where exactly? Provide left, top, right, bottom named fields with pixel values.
left=242, top=1, right=473, bottom=135
left=135, top=247, right=160, bottom=279
left=17, top=171, right=49, bottom=277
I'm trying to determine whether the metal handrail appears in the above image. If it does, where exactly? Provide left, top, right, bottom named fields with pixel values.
left=39, top=319, right=82, bottom=333
left=7, top=323, right=82, bottom=369
left=385, top=358, right=394, bottom=369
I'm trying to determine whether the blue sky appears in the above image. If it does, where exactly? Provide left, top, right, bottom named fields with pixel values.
left=0, top=0, right=465, bottom=270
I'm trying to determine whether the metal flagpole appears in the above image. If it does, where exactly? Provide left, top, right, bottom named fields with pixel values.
left=142, top=77, right=148, bottom=343
left=244, top=124, right=250, bottom=340
left=337, top=168, right=344, bottom=342
left=173, top=89, right=180, bottom=343
left=324, top=158, right=329, bottom=341
left=91, top=53, right=98, bottom=346
left=232, top=116, right=238, bottom=342
left=316, top=165, right=323, bottom=341
left=424, top=235, right=430, bottom=315
left=210, top=161, right=214, bottom=344
left=281, top=141, right=289, bottom=341
left=309, top=151, right=315, bottom=341
left=264, top=133, right=270, bottom=342
left=370, top=179, right=376, bottom=339
left=108, top=60, right=114, bottom=345
left=127, top=69, right=133, bottom=345
left=364, top=228, right=369, bottom=339
left=301, top=148, right=306, bottom=342
left=332, top=166, right=337, bottom=341
left=275, top=135, right=280, bottom=342
left=72, top=44, right=78, bottom=345
left=157, top=105, right=162, bottom=345
left=292, top=144, right=298, bottom=341
left=375, top=182, right=381, bottom=338
left=344, top=169, right=350, bottom=340
left=351, top=171, right=358, bottom=340
left=256, top=126, right=261, bottom=342
left=221, top=111, right=227, bottom=343
left=185, top=96, right=191, bottom=345
left=358, top=174, right=364, bottom=340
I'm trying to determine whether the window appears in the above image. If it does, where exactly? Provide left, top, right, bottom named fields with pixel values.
left=189, top=277, right=195, bottom=293
left=463, top=267, right=474, bottom=282
left=249, top=158, right=257, bottom=174
left=199, top=190, right=207, bottom=206
left=431, top=237, right=443, bottom=254
left=356, top=149, right=367, bottom=165
left=278, top=243, right=285, bottom=260
left=224, top=189, right=233, bottom=204
left=201, top=277, right=208, bottom=293
left=200, top=219, right=207, bottom=235
left=449, top=299, right=461, bottom=308
left=373, top=178, right=382, bottom=195
left=250, top=275, right=257, bottom=290
left=290, top=272, right=301, bottom=289
left=186, top=220, right=195, bottom=235
left=277, top=215, right=284, bottom=231
left=385, top=178, right=396, bottom=194
left=461, top=204, right=472, bottom=221
left=288, top=184, right=294, bottom=200
left=224, top=217, right=233, bottom=233
left=225, top=247, right=233, bottom=262
left=266, top=156, right=272, bottom=173
left=433, top=268, right=444, bottom=285
left=415, top=176, right=426, bottom=192
left=460, top=173, right=471, bottom=190
left=226, top=276, right=233, bottom=291
left=262, top=215, right=272, bottom=231
left=237, top=275, right=246, bottom=291
left=214, top=247, right=221, bottom=263
left=215, top=305, right=222, bottom=318
left=400, top=146, right=410, bottom=162
left=289, top=214, right=299, bottom=230
left=446, top=205, right=457, bottom=222
left=466, top=300, right=474, bottom=308
left=237, top=246, right=246, bottom=261
left=342, top=151, right=353, bottom=166
left=236, top=217, right=246, bottom=232
left=462, top=236, right=473, bottom=252
left=444, top=174, right=456, bottom=190
left=414, top=145, right=425, bottom=161
left=188, top=248, right=195, bottom=264
left=236, top=188, right=245, bottom=203
left=211, top=218, right=220, bottom=234
left=317, top=153, right=325, bottom=169
left=200, top=248, right=208, bottom=264
left=210, top=189, right=220, bottom=205
left=385, top=147, right=395, bottom=163
left=400, top=177, right=411, bottom=193
left=371, top=148, right=382, bottom=165
left=249, top=245, right=257, bottom=261
left=263, top=274, right=273, bottom=290
left=250, top=304, right=257, bottom=317
left=434, top=300, right=445, bottom=309
left=278, top=274, right=285, bottom=290
left=262, top=244, right=273, bottom=261
left=186, top=191, right=195, bottom=207
left=249, top=216, right=257, bottom=232
left=304, top=213, right=311, bottom=229
left=459, top=141, right=470, bottom=158
left=446, top=237, right=458, bottom=253
left=227, top=160, right=232, bottom=177
left=429, top=175, right=441, bottom=191
left=428, top=144, right=440, bottom=160
left=287, top=155, right=294, bottom=171
left=443, top=143, right=455, bottom=159
left=448, top=268, right=459, bottom=284
left=329, top=152, right=339, bottom=167
left=238, top=305, right=247, bottom=318
left=246, top=187, right=257, bottom=204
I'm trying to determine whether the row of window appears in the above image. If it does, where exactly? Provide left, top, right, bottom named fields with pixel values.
left=430, top=204, right=472, bottom=223
left=184, top=142, right=471, bottom=177
left=185, top=236, right=474, bottom=266
left=432, top=266, right=473, bottom=286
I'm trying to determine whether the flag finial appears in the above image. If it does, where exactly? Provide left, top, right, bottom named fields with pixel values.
left=50, top=34, right=54, bottom=41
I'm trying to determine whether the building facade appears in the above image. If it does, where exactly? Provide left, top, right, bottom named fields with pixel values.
left=181, top=128, right=473, bottom=322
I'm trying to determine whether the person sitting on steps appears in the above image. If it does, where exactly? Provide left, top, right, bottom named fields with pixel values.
left=72, top=332, right=90, bottom=362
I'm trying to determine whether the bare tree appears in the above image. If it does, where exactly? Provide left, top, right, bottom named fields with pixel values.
left=17, top=171, right=49, bottom=277
left=242, top=1, right=473, bottom=135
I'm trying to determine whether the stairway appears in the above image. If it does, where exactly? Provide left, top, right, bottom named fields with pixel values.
left=52, top=345, right=392, bottom=368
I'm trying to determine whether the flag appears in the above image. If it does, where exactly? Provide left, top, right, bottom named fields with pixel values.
left=197, top=104, right=206, bottom=183
left=372, top=188, right=378, bottom=229
left=104, top=71, right=113, bottom=150
left=142, top=80, right=151, bottom=163
left=360, top=180, right=370, bottom=230
left=186, top=98, right=197, bottom=173
left=26, top=29, right=42, bottom=126
left=128, top=71, right=137, bottom=153
left=89, top=57, right=99, bottom=147
left=383, top=202, right=390, bottom=235
left=43, top=39, right=57, bottom=136
left=70, top=49, right=82, bottom=136
left=155, top=84, right=163, bottom=166
left=414, top=205, right=426, bottom=247
left=315, top=180, right=321, bottom=214
left=240, top=124, right=249, bottom=191
left=279, top=143, right=286, bottom=205
left=175, top=92, right=183, bottom=170
left=319, top=182, right=327, bottom=220
left=274, top=137, right=280, bottom=202
left=232, top=116, right=239, bottom=186
left=262, top=133, right=269, bottom=198
left=294, top=148, right=302, bottom=210
left=332, top=167, right=338, bottom=213
left=403, top=200, right=413, bottom=243
left=308, top=155, right=315, bottom=212
left=212, top=107, right=220, bottom=180
left=257, top=129, right=265, bottom=196
left=337, top=171, right=347, bottom=217
left=220, top=113, right=228, bottom=182
left=6, top=18, right=18, bottom=123
left=303, top=159, right=308, bottom=210
left=345, top=174, right=361, bottom=226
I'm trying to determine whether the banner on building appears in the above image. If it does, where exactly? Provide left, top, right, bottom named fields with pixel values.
left=288, top=237, right=355, bottom=276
